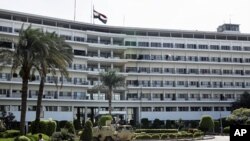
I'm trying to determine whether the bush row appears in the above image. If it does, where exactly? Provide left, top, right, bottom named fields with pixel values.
left=0, top=130, right=20, bottom=138
left=134, top=131, right=204, bottom=140
left=13, top=134, right=50, bottom=141
left=30, top=120, right=56, bottom=136
left=135, top=129, right=178, bottom=133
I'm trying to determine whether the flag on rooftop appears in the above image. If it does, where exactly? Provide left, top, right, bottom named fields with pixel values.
left=93, top=9, right=107, bottom=24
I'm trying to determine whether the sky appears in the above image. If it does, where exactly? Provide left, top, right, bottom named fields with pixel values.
left=0, top=0, right=250, bottom=33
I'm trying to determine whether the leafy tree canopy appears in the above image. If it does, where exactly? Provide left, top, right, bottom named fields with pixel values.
left=227, top=108, right=250, bottom=125
left=232, top=91, right=250, bottom=110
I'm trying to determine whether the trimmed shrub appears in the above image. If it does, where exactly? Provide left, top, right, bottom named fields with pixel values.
left=2, top=130, right=20, bottom=138
left=80, top=120, right=93, bottom=141
left=135, top=134, right=151, bottom=139
left=214, top=121, right=220, bottom=133
left=59, top=120, right=68, bottom=129
left=51, top=129, right=75, bottom=141
left=0, top=120, right=6, bottom=132
left=14, top=135, right=30, bottom=141
left=161, top=133, right=169, bottom=139
left=39, top=121, right=48, bottom=134
left=151, top=134, right=160, bottom=139
left=46, top=120, right=57, bottom=136
left=73, top=119, right=82, bottom=130
left=64, top=121, right=75, bottom=134
left=30, top=120, right=56, bottom=136
left=26, top=133, right=49, bottom=141
left=151, top=119, right=164, bottom=129
left=169, top=133, right=176, bottom=139
left=193, top=132, right=204, bottom=138
left=30, top=120, right=39, bottom=134
left=188, top=128, right=201, bottom=134
left=199, top=115, right=214, bottom=134
left=141, top=118, right=150, bottom=129
left=98, top=115, right=112, bottom=126
left=223, top=126, right=230, bottom=134
left=135, top=129, right=178, bottom=133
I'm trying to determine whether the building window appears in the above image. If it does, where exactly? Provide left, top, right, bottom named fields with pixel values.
left=244, top=46, right=250, bottom=51
left=74, top=50, right=85, bottom=56
left=198, top=45, right=208, bottom=49
left=60, top=35, right=72, bottom=40
left=214, top=107, right=224, bottom=111
left=211, top=57, right=221, bottom=62
left=151, top=42, right=161, bottom=47
left=142, top=107, right=151, bottom=112
left=202, top=107, right=212, bottom=111
left=190, top=107, right=200, bottom=111
left=166, top=107, right=177, bottom=111
left=74, top=36, right=85, bottom=42
left=221, top=46, right=230, bottom=50
left=125, top=41, right=136, bottom=46
left=164, top=68, right=175, bottom=74
left=178, top=107, right=189, bottom=111
left=28, top=106, right=36, bottom=111
left=0, top=26, right=12, bottom=33
left=232, top=46, right=241, bottom=51
left=45, top=106, right=58, bottom=111
left=61, top=106, right=72, bottom=111
left=175, top=43, right=185, bottom=48
left=163, top=43, right=173, bottom=48
left=200, top=57, right=209, bottom=61
left=138, top=42, right=149, bottom=47
left=187, top=44, right=197, bottom=49
left=210, top=45, right=219, bottom=50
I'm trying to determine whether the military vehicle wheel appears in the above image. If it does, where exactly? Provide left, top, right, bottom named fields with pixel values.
left=104, top=136, right=114, bottom=141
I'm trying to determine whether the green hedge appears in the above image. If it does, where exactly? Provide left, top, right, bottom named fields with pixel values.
left=193, top=132, right=204, bottom=138
left=26, top=134, right=50, bottom=141
left=98, top=115, right=112, bottom=126
left=223, top=126, right=230, bottom=134
left=80, top=120, right=93, bottom=141
left=135, top=129, right=178, bottom=133
left=64, top=121, right=75, bottom=134
left=14, top=135, right=30, bottom=141
left=0, top=130, right=20, bottom=138
left=30, top=120, right=56, bottom=136
left=135, top=134, right=151, bottom=139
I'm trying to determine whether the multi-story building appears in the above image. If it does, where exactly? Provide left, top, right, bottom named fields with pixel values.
left=1, top=9, right=250, bottom=124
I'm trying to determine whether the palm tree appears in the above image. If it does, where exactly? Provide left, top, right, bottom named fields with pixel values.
left=99, top=70, right=125, bottom=115
left=34, top=32, right=73, bottom=121
left=0, top=25, right=50, bottom=135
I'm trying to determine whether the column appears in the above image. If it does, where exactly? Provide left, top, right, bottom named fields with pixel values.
left=111, top=63, right=114, bottom=70
left=111, top=38, right=113, bottom=45
left=111, top=50, right=114, bottom=58
left=84, top=106, right=88, bottom=121
left=98, top=49, right=100, bottom=57
left=98, top=36, right=100, bottom=43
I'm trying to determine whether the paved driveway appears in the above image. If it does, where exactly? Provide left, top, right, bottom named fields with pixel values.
left=206, top=136, right=229, bottom=141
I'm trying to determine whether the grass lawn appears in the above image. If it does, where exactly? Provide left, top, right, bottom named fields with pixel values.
left=0, top=138, right=14, bottom=141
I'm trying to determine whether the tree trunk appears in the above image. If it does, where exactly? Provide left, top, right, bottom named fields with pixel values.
left=20, top=70, right=29, bottom=135
left=108, top=87, right=112, bottom=115
left=35, top=75, right=45, bottom=121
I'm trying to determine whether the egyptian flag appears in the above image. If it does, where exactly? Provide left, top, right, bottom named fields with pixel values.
left=93, top=9, right=107, bottom=24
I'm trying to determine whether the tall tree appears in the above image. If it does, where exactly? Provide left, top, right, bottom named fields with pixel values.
left=99, top=70, right=125, bottom=114
left=0, top=25, right=50, bottom=134
left=232, top=91, right=250, bottom=110
left=34, top=32, right=73, bottom=121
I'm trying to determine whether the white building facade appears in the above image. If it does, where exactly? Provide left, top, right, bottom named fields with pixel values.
left=1, top=9, right=250, bottom=123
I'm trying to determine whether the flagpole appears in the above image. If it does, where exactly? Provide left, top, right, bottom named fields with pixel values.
left=74, top=0, right=76, bottom=21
